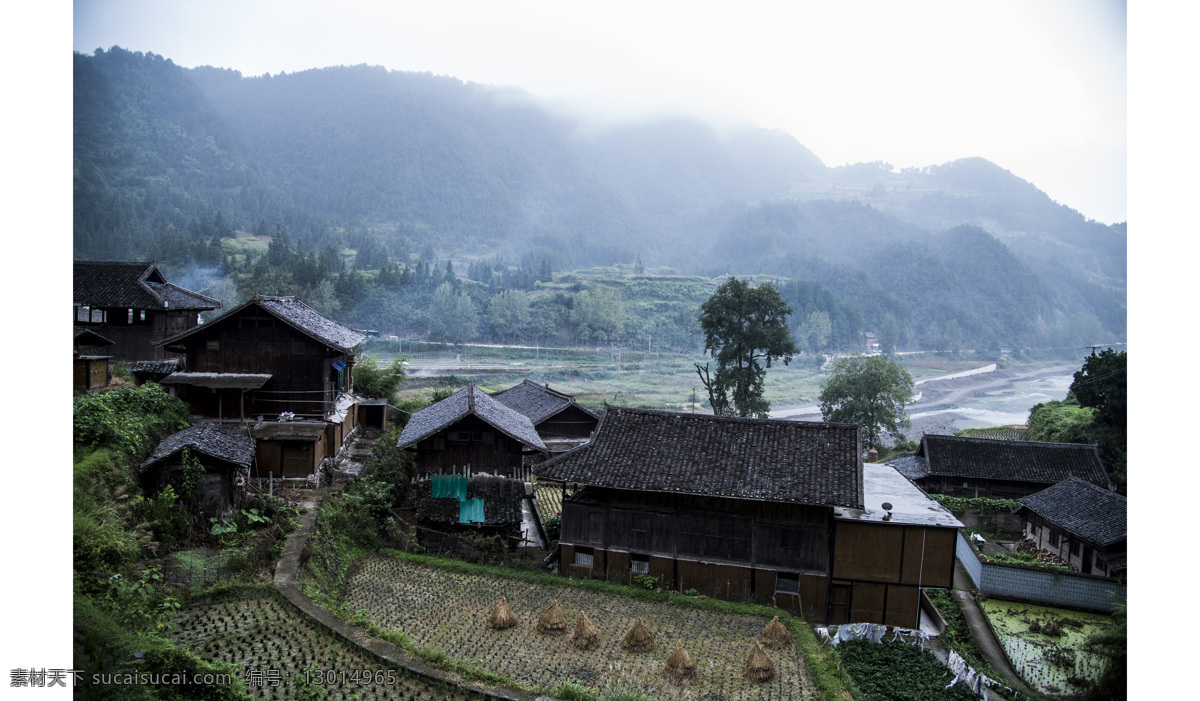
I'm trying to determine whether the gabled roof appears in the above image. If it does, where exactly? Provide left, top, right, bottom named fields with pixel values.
left=492, top=378, right=600, bottom=425
left=155, top=295, right=367, bottom=354
left=1019, top=477, right=1126, bottom=547
left=396, top=383, right=547, bottom=453
left=141, top=422, right=254, bottom=469
left=534, top=406, right=864, bottom=509
left=915, top=434, right=1108, bottom=487
left=74, top=261, right=221, bottom=311
left=74, top=327, right=114, bottom=347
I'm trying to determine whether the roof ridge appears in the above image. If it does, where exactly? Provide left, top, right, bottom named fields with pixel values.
left=607, top=404, right=853, bottom=429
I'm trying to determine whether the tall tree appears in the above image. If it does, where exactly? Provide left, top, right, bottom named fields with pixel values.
left=819, top=355, right=914, bottom=451
left=1071, top=348, right=1126, bottom=492
left=429, top=283, right=478, bottom=344
left=695, top=277, right=798, bottom=418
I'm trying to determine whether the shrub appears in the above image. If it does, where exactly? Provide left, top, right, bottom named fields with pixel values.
left=73, top=383, right=190, bottom=456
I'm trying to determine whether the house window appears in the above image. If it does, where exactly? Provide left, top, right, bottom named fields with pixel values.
left=140, top=309, right=146, bottom=322
left=630, top=555, right=650, bottom=575
left=574, top=547, right=594, bottom=568
left=780, top=527, right=804, bottom=550
left=1048, top=530, right=1060, bottom=548
left=206, top=340, right=220, bottom=351
left=1095, top=557, right=1107, bottom=574
left=127, top=309, right=134, bottom=324
left=1069, top=540, right=1081, bottom=557
left=77, top=307, right=106, bottom=323
left=775, top=573, right=800, bottom=595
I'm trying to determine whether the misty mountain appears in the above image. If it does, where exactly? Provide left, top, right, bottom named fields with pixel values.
left=72, top=47, right=1125, bottom=347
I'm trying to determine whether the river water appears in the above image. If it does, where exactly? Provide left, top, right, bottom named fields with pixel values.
left=909, top=371, right=1075, bottom=430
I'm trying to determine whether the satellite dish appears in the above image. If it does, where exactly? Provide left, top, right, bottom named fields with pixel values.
left=881, top=502, right=893, bottom=511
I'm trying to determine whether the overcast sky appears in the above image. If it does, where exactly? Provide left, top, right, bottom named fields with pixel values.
left=72, top=0, right=1127, bottom=224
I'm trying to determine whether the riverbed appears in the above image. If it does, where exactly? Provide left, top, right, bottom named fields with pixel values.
left=773, top=362, right=1080, bottom=441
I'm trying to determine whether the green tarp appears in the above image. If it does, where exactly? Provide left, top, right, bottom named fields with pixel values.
left=430, top=474, right=468, bottom=500
left=458, top=498, right=485, bottom=524
left=430, top=475, right=482, bottom=523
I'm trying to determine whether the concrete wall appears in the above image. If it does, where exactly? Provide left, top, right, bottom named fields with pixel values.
left=956, top=533, right=1124, bottom=613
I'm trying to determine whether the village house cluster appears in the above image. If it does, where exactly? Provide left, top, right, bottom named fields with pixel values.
left=75, top=260, right=1125, bottom=629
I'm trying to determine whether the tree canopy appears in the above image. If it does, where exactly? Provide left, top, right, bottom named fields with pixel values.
left=696, top=277, right=798, bottom=418
left=1071, top=348, right=1126, bottom=492
left=818, top=355, right=914, bottom=450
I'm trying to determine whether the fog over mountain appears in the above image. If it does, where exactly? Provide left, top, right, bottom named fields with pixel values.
left=73, top=47, right=1125, bottom=348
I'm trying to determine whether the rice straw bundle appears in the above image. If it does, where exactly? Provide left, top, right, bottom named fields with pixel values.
left=535, top=599, right=568, bottom=634
left=758, top=616, right=792, bottom=650
left=486, top=597, right=518, bottom=630
left=664, top=641, right=698, bottom=685
left=742, top=642, right=776, bottom=683
left=620, top=618, right=655, bottom=652
left=571, top=611, right=601, bottom=650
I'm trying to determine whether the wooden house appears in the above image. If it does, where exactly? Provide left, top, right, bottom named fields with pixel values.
left=395, top=383, right=548, bottom=478
left=74, top=261, right=221, bottom=362
left=492, top=379, right=600, bottom=451
left=900, top=434, right=1109, bottom=499
left=1018, top=477, right=1126, bottom=578
left=535, top=407, right=961, bottom=627
left=155, top=295, right=367, bottom=480
left=73, top=327, right=114, bottom=392
left=140, top=422, right=255, bottom=521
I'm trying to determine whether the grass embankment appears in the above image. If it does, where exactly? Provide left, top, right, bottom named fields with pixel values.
left=73, top=384, right=306, bottom=700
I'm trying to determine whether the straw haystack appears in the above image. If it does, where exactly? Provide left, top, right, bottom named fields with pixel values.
left=535, top=599, right=568, bottom=634
left=571, top=612, right=601, bottom=651
left=743, top=642, right=776, bottom=683
left=486, top=597, right=518, bottom=630
left=664, top=641, right=698, bottom=685
left=759, top=616, right=792, bottom=650
left=620, top=618, right=655, bottom=652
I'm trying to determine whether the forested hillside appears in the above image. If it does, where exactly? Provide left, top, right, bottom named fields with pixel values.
left=73, top=46, right=1126, bottom=352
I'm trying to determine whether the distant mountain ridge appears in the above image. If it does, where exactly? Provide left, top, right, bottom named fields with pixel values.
left=72, top=46, right=1125, bottom=347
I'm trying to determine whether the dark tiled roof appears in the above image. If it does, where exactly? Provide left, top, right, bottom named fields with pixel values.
left=396, top=384, right=547, bottom=452
left=74, top=327, right=114, bottom=347
left=1019, top=477, right=1126, bottom=547
left=534, top=406, right=864, bottom=509
left=128, top=359, right=180, bottom=376
left=74, top=261, right=221, bottom=311
left=884, top=454, right=927, bottom=481
left=493, top=379, right=599, bottom=425
left=155, top=295, right=367, bottom=353
left=916, top=435, right=1108, bottom=487
left=255, top=296, right=367, bottom=352
left=142, top=422, right=254, bottom=469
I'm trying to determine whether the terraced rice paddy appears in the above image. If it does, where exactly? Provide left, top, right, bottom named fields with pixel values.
left=344, top=554, right=819, bottom=700
left=171, top=595, right=484, bottom=700
left=979, top=598, right=1110, bottom=696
